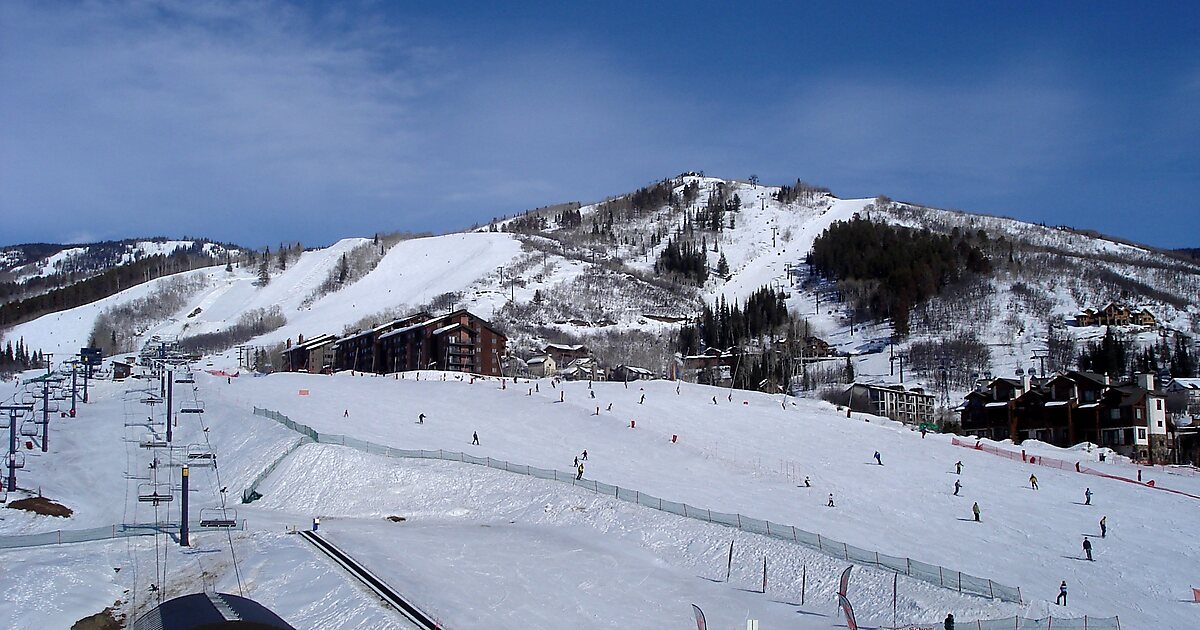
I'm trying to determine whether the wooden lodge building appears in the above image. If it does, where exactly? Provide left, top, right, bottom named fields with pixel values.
left=959, top=371, right=1172, bottom=462
left=328, top=310, right=507, bottom=376
left=1074, top=303, right=1156, bottom=327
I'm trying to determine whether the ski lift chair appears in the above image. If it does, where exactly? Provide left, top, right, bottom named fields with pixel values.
left=45, top=400, right=60, bottom=413
left=7, top=452, right=25, bottom=469
left=19, top=421, right=40, bottom=437
left=137, top=483, right=173, bottom=505
left=178, top=399, right=205, bottom=414
left=175, top=375, right=195, bottom=384
left=186, top=444, right=217, bottom=468
left=198, top=507, right=238, bottom=529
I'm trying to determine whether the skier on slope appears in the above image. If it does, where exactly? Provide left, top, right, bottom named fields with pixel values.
left=1100, top=515, right=1107, bottom=538
left=827, top=493, right=835, bottom=507
left=472, top=431, right=479, bottom=445
left=873, top=451, right=883, bottom=465
left=1084, top=487, right=1093, bottom=505
left=1083, top=536, right=1093, bottom=561
left=418, top=413, right=425, bottom=424
left=972, top=502, right=980, bottom=522
left=953, top=479, right=962, bottom=496
left=955, top=461, right=963, bottom=475
left=582, top=450, right=588, bottom=461
left=576, top=462, right=585, bottom=480
left=1056, top=581, right=1068, bottom=606
left=803, top=476, right=811, bottom=487
left=1029, top=474, right=1039, bottom=490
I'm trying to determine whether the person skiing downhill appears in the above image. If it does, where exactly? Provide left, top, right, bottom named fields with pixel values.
left=954, top=479, right=962, bottom=496
left=576, top=462, right=585, bottom=480
left=574, top=456, right=579, bottom=468
left=1056, top=581, right=1068, bottom=605
left=418, top=413, right=425, bottom=424
left=1100, top=516, right=1107, bottom=538
left=1083, top=537, right=1093, bottom=561
left=972, top=502, right=980, bottom=522
left=874, top=451, right=883, bottom=465
left=472, top=431, right=479, bottom=445
left=1084, top=488, right=1093, bottom=505
left=827, top=493, right=835, bottom=507
left=955, top=461, right=963, bottom=475
left=581, top=450, right=588, bottom=461
left=1029, top=474, right=1039, bottom=490
left=803, top=476, right=811, bottom=487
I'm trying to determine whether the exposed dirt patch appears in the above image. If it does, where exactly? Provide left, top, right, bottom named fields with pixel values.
left=7, top=496, right=74, bottom=517
left=71, top=606, right=122, bottom=630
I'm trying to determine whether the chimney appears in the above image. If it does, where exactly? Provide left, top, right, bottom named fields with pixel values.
left=1135, top=372, right=1155, bottom=391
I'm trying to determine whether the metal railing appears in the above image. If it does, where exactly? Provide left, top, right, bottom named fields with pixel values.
left=252, top=406, right=1024, bottom=603
left=0, top=521, right=245, bottom=550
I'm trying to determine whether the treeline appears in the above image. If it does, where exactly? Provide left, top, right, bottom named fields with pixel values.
left=176, top=306, right=286, bottom=355
left=807, top=217, right=992, bottom=336
left=1079, top=327, right=1196, bottom=378
left=774, top=179, right=830, bottom=205
left=677, top=287, right=790, bottom=355
left=0, top=338, right=45, bottom=376
left=0, top=250, right=224, bottom=328
left=654, top=237, right=707, bottom=284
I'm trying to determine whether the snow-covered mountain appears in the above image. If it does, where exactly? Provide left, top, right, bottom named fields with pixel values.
left=2, top=174, right=1197, bottom=397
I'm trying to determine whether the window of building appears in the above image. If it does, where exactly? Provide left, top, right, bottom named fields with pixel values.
left=1156, top=399, right=1162, bottom=410
left=1138, top=428, right=1146, bottom=440
left=1109, top=408, right=1120, bottom=420
left=1136, top=408, right=1143, bottom=420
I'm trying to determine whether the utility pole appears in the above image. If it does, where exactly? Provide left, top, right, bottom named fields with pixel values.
left=771, top=226, right=778, bottom=248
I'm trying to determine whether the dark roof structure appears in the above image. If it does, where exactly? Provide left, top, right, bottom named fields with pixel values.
left=131, top=592, right=295, bottom=630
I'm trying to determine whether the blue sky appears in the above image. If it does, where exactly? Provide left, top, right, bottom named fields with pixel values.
left=2, top=1, right=1197, bottom=249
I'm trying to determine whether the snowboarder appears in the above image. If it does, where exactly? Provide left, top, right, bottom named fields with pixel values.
left=827, top=493, right=835, bottom=507
left=1100, top=516, right=1107, bottom=538
left=944, top=613, right=954, bottom=630
left=582, top=450, right=588, bottom=461
left=418, top=413, right=425, bottom=424
left=1056, top=580, right=1068, bottom=605
left=343, top=409, right=349, bottom=418
left=955, top=461, right=963, bottom=475
left=472, top=431, right=479, bottom=445
left=1083, top=536, right=1093, bottom=561
left=953, top=480, right=961, bottom=496
left=972, top=502, right=980, bottom=522
left=576, top=462, right=584, bottom=480
left=803, top=476, right=811, bottom=487
left=873, top=451, right=883, bottom=465
left=639, top=394, right=645, bottom=404
left=1084, top=488, right=1093, bottom=505
left=1029, top=474, right=1039, bottom=490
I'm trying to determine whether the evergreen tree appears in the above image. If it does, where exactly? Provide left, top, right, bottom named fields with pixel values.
left=717, top=253, right=730, bottom=277
left=257, top=254, right=271, bottom=287
left=336, top=253, right=349, bottom=285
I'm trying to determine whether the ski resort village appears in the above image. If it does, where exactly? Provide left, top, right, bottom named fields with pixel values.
left=1, top=173, right=1199, bottom=630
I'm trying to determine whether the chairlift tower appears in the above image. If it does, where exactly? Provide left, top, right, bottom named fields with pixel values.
left=2, top=404, right=34, bottom=491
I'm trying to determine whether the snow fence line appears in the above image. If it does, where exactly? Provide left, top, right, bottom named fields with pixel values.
left=251, top=406, right=1024, bottom=604
left=951, top=438, right=1200, bottom=501
left=0, top=521, right=245, bottom=550
left=902, top=615, right=1120, bottom=630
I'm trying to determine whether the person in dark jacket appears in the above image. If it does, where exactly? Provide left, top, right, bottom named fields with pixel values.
left=1056, top=580, right=1067, bottom=605
left=1083, top=536, right=1093, bottom=561
left=472, top=431, right=479, bottom=445
left=953, top=479, right=962, bottom=496
left=972, top=502, right=980, bottom=522
left=944, top=613, right=955, bottom=630
left=873, top=451, right=883, bottom=465
left=1100, top=516, right=1107, bottom=538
